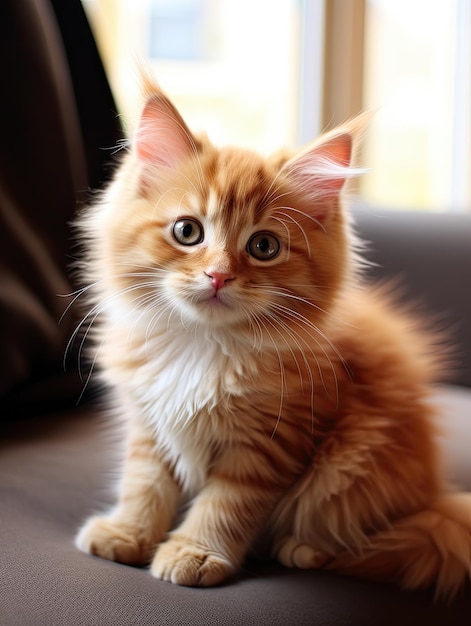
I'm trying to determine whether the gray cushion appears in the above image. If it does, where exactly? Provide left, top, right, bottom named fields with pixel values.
left=354, top=206, right=471, bottom=388
left=1, top=387, right=470, bottom=626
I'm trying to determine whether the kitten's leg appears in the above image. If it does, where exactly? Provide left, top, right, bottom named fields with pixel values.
left=325, top=492, right=471, bottom=597
left=271, top=410, right=471, bottom=595
left=76, top=416, right=180, bottom=566
left=151, top=445, right=286, bottom=587
left=271, top=409, right=441, bottom=571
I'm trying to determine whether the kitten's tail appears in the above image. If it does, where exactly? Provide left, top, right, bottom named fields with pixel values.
left=328, top=492, right=471, bottom=599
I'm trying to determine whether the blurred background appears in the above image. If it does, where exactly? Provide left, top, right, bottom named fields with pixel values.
left=82, top=0, right=471, bottom=213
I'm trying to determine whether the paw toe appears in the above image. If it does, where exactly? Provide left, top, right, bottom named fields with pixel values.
left=76, top=516, right=153, bottom=565
left=276, top=537, right=329, bottom=569
left=151, top=539, right=235, bottom=587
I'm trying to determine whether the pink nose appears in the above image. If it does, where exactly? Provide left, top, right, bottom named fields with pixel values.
left=205, top=271, right=235, bottom=291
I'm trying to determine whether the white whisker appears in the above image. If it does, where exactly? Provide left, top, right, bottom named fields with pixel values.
left=253, top=313, right=287, bottom=439
left=275, top=204, right=326, bottom=234
left=251, top=283, right=349, bottom=406
left=271, top=216, right=291, bottom=258
left=272, top=211, right=311, bottom=257
left=268, top=302, right=338, bottom=407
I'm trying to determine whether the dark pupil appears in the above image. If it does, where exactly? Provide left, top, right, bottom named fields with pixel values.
left=182, top=223, right=193, bottom=238
left=257, top=237, right=270, bottom=252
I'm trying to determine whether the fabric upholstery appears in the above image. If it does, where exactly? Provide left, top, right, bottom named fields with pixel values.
left=355, top=206, right=471, bottom=388
left=1, top=392, right=470, bottom=626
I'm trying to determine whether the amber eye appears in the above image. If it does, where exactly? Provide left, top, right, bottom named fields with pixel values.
left=247, top=232, right=280, bottom=260
left=173, top=219, right=204, bottom=246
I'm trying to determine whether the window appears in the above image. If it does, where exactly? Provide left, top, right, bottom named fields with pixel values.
left=361, top=0, right=471, bottom=211
left=147, top=0, right=206, bottom=62
left=83, top=0, right=471, bottom=212
left=82, top=0, right=299, bottom=153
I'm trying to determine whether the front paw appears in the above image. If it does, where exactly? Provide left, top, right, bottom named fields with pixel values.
left=151, top=536, right=236, bottom=586
left=75, top=515, right=154, bottom=566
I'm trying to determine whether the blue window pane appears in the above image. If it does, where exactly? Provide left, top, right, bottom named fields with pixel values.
left=148, top=0, right=205, bottom=61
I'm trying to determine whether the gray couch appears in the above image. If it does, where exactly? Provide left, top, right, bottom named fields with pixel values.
left=1, top=2, right=470, bottom=624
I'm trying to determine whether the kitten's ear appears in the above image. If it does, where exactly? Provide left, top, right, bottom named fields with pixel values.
left=282, top=116, right=367, bottom=206
left=282, top=132, right=353, bottom=199
left=134, top=91, right=196, bottom=168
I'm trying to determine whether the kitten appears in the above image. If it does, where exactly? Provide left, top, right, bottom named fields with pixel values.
left=75, top=81, right=471, bottom=597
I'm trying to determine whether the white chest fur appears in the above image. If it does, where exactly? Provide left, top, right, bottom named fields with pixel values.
left=118, top=326, right=251, bottom=496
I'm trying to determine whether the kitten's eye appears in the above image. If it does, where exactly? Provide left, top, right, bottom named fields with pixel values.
left=247, top=232, right=280, bottom=260
left=173, top=219, right=204, bottom=246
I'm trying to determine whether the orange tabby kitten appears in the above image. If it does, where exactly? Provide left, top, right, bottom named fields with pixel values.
left=75, top=82, right=471, bottom=597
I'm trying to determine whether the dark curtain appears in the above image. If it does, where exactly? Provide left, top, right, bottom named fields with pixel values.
left=0, top=0, right=123, bottom=419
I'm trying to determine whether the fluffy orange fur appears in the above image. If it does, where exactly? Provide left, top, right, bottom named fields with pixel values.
left=75, top=83, right=471, bottom=597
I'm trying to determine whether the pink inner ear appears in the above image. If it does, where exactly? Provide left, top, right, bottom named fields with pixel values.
left=284, top=133, right=354, bottom=198
left=319, top=133, right=352, bottom=169
left=135, top=95, right=194, bottom=168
